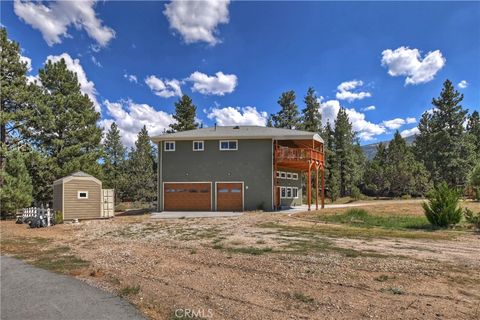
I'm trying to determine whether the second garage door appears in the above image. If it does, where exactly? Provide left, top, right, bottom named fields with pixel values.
left=216, top=182, right=243, bottom=211
left=164, top=183, right=211, bottom=211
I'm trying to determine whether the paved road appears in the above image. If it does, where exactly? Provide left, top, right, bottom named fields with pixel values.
left=1, top=256, right=145, bottom=320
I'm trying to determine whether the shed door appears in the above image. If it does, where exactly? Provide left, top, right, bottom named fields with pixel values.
left=216, top=183, right=243, bottom=212
left=164, top=183, right=211, bottom=211
left=102, top=189, right=114, bottom=217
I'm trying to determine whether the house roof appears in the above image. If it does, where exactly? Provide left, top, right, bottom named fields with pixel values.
left=150, top=126, right=323, bottom=143
left=53, top=171, right=101, bottom=185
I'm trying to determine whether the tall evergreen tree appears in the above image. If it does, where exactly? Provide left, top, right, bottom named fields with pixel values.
left=169, top=95, right=198, bottom=132
left=323, top=122, right=340, bottom=201
left=333, top=108, right=360, bottom=197
left=414, top=79, right=476, bottom=187
left=363, top=143, right=389, bottom=198
left=0, top=27, right=34, bottom=188
left=0, top=149, right=33, bottom=216
left=271, top=90, right=300, bottom=129
left=127, top=126, right=156, bottom=202
left=103, top=122, right=126, bottom=202
left=467, top=111, right=480, bottom=155
left=300, top=87, right=322, bottom=133
left=34, top=59, right=103, bottom=177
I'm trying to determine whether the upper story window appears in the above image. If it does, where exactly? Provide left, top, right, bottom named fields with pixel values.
left=292, top=173, right=299, bottom=180
left=286, top=172, right=292, bottom=179
left=219, top=140, right=238, bottom=151
left=193, top=141, right=204, bottom=151
left=164, top=141, right=175, bottom=152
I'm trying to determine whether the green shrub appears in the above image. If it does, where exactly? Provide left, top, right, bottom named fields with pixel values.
left=422, top=183, right=462, bottom=228
left=54, top=211, right=63, bottom=224
left=464, top=208, right=480, bottom=229
left=350, top=187, right=363, bottom=200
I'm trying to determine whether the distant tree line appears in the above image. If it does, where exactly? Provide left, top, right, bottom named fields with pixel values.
left=1, top=27, right=479, bottom=217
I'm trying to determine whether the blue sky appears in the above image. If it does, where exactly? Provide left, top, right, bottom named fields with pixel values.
left=2, top=1, right=479, bottom=146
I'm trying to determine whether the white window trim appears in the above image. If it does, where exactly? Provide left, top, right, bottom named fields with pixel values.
left=219, top=140, right=238, bottom=151
left=192, top=140, right=204, bottom=151
left=164, top=141, right=175, bottom=152
left=286, top=173, right=292, bottom=180
left=286, top=187, right=292, bottom=198
left=293, top=187, right=299, bottom=198
left=77, top=191, right=89, bottom=199
left=276, top=171, right=281, bottom=178
left=292, top=173, right=299, bottom=180
left=280, top=172, right=286, bottom=179
left=280, top=187, right=287, bottom=199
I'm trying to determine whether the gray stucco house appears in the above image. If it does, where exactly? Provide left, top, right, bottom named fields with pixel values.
left=151, top=126, right=325, bottom=212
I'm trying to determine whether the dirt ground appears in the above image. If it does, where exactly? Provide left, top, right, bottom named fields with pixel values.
left=1, top=201, right=480, bottom=320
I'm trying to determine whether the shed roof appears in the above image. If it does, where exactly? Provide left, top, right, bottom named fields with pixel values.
left=53, top=171, right=101, bottom=185
left=150, top=126, right=323, bottom=143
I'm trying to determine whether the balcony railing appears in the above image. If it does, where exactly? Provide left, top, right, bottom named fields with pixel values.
left=275, top=147, right=323, bottom=163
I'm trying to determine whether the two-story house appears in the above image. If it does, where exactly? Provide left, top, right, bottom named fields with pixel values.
left=151, top=126, right=324, bottom=212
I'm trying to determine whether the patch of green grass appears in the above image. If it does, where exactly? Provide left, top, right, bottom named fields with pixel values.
left=226, top=247, right=273, bottom=255
left=291, top=292, right=315, bottom=304
left=318, top=208, right=430, bottom=230
left=259, top=220, right=454, bottom=240
left=119, top=285, right=141, bottom=297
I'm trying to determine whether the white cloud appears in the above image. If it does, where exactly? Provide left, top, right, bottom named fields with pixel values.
left=163, top=0, right=230, bottom=45
left=14, top=0, right=115, bottom=47
left=91, top=55, right=102, bottom=67
left=186, top=71, right=237, bottom=95
left=319, top=98, right=385, bottom=141
left=46, top=53, right=100, bottom=112
left=362, top=105, right=376, bottom=112
left=124, top=73, right=138, bottom=83
left=400, top=127, right=420, bottom=138
left=383, top=118, right=406, bottom=130
left=206, top=106, right=268, bottom=126
left=406, top=117, right=416, bottom=124
left=458, top=80, right=468, bottom=89
left=99, top=99, right=175, bottom=148
left=20, top=54, right=32, bottom=72
left=381, top=46, right=445, bottom=85
left=145, top=75, right=182, bottom=98
left=336, top=80, right=371, bottom=102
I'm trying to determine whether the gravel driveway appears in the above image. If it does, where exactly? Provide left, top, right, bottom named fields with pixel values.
left=0, top=256, right=145, bottom=320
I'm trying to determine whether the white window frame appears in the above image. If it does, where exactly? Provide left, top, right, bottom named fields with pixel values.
left=292, top=187, right=299, bottom=198
left=192, top=140, right=204, bottom=151
left=280, top=172, right=286, bottom=179
left=164, top=141, right=175, bottom=152
left=280, top=187, right=287, bottom=199
left=77, top=191, right=89, bottom=199
left=292, top=173, right=299, bottom=180
left=286, top=187, right=292, bottom=198
left=219, top=140, right=238, bottom=151
left=286, top=172, right=292, bottom=180
left=276, top=171, right=281, bottom=178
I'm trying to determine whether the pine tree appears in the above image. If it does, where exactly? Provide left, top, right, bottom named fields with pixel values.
left=271, top=90, right=300, bottom=129
left=364, top=143, right=389, bottom=198
left=0, top=27, right=34, bottom=188
left=30, top=58, right=103, bottom=187
left=300, top=87, right=322, bottom=133
left=414, top=79, right=476, bottom=187
left=333, top=108, right=360, bottom=197
left=0, top=149, right=33, bottom=216
left=323, top=122, right=340, bottom=201
left=103, top=122, right=126, bottom=203
left=467, top=111, right=480, bottom=155
left=169, top=95, right=198, bottom=132
left=127, top=126, right=156, bottom=202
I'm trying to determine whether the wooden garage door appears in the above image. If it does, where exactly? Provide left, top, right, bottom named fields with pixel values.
left=217, top=183, right=243, bottom=211
left=164, top=183, right=211, bottom=211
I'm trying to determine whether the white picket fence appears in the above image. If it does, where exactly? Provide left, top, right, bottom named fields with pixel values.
left=18, top=205, right=54, bottom=227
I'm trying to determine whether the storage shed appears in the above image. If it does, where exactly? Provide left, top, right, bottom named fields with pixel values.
left=53, top=171, right=114, bottom=220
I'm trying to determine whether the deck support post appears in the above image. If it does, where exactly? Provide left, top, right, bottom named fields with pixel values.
left=315, top=163, right=319, bottom=211
left=307, top=161, right=311, bottom=211
left=321, top=164, right=325, bottom=209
